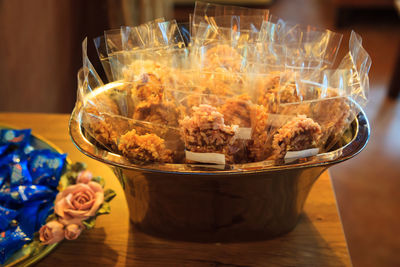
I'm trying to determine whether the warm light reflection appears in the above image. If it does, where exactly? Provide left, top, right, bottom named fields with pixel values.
left=84, top=81, right=125, bottom=104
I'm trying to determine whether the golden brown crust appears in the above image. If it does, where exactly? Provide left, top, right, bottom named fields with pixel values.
left=271, top=115, right=322, bottom=161
left=133, top=101, right=181, bottom=127
left=247, top=105, right=272, bottom=162
left=180, top=104, right=238, bottom=163
left=219, top=95, right=252, bottom=127
left=135, top=73, right=164, bottom=103
left=118, top=129, right=173, bottom=163
left=203, top=44, right=243, bottom=73
left=81, top=95, right=121, bottom=150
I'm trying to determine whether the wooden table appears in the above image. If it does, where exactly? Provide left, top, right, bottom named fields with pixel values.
left=0, top=113, right=351, bottom=266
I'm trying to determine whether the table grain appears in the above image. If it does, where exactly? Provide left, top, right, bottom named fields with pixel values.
left=0, top=113, right=351, bottom=266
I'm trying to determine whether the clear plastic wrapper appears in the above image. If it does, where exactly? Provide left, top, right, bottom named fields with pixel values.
left=192, top=16, right=264, bottom=47
left=93, top=35, right=113, bottom=83
left=75, top=2, right=371, bottom=166
left=255, top=31, right=370, bottom=157
left=258, top=19, right=343, bottom=70
left=123, top=19, right=185, bottom=50
left=121, top=18, right=165, bottom=51
left=179, top=104, right=239, bottom=164
left=192, top=1, right=269, bottom=37
left=338, top=30, right=371, bottom=107
left=104, top=29, right=125, bottom=81
left=117, top=19, right=186, bottom=81
left=173, top=89, right=255, bottom=164
left=79, top=41, right=185, bottom=163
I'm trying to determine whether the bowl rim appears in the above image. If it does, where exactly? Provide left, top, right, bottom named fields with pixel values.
left=69, top=90, right=370, bottom=175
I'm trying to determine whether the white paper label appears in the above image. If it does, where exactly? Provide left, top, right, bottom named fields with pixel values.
left=284, top=148, right=319, bottom=160
left=236, top=127, right=252, bottom=140
left=185, top=150, right=226, bottom=165
left=188, top=164, right=226, bottom=170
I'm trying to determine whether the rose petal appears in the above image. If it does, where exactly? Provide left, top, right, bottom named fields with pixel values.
left=39, top=220, right=65, bottom=245
left=76, top=199, right=95, bottom=210
left=72, top=191, right=92, bottom=209
left=58, top=216, right=83, bottom=227
left=55, top=184, right=90, bottom=214
left=88, top=181, right=104, bottom=194
left=54, top=198, right=67, bottom=217
left=65, top=193, right=74, bottom=209
left=64, top=209, right=90, bottom=218
left=76, top=170, right=93, bottom=184
left=65, top=224, right=83, bottom=240
left=86, top=192, right=104, bottom=217
left=55, top=181, right=105, bottom=222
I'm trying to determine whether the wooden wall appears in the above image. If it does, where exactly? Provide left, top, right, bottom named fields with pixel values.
left=0, top=0, right=116, bottom=113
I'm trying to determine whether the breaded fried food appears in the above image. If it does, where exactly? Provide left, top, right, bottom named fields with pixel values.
left=247, top=104, right=272, bottom=162
left=258, top=79, right=301, bottom=114
left=180, top=104, right=238, bottom=163
left=203, top=44, right=243, bottom=72
left=219, top=95, right=252, bottom=127
left=271, top=115, right=322, bottom=161
left=133, top=101, right=181, bottom=127
left=135, top=73, right=164, bottom=103
left=82, top=94, right=121, bottom=150
left=118, top=129, right=173, bottom=163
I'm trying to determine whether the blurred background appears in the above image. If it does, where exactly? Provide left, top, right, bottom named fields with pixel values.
left=0, top=0, right=399, bottom=266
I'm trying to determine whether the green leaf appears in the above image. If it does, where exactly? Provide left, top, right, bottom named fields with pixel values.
left=58, top=174, right=70, bottom=191
left=103, top=189, right=116, bottom=202
left=82, top=217, right=96, bottom=230
left=71, top=162, right=87, bottom=173
left=96, top=202, right=111, bottom=216
left=92, top=176, right=105, bottom=187
left=45, top=214, right=57, bottom=223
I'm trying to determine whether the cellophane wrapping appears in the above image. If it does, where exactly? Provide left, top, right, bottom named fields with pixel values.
left=75, top=1, right=371, bottom=166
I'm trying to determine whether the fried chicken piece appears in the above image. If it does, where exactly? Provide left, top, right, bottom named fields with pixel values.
left=217, top=95, right=254, bottom=163
left=123, top=60, right=168, bottom=84
left=271, top=115, right=322, bottom=162
left=180, top=104, right=238, bottom=164
left=133, top=101, right=181, bottom=127
left=82, top=113, right=119, bottom=151
left=256, top=75, right=280, bottom=108
left=134, top=73, right=164, bottom=103
left=86, top=93, right=120, bottom=114
left=123, top=60, right=177, bottom=102
left=203, top=44, right=243, bottom=72
left=247, top=105, right=273, bottom=162
left=256, top=74, right=301, bottom=113
left=118, top=129, right=173, bottom=163
left=82, top=94, right=121, bottom=150
left=219, top=95, right=252, bottom=127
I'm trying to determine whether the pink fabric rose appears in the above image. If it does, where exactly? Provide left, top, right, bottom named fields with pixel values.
left=76, top=170, right=93, bottom=184
left=39, top=220, right=65, bottom=245
left=65, top=224, right=83, bottom=240
left=54, top=181, right=104, bottom=224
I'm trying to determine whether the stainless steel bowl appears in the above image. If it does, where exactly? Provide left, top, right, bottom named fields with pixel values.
left=69, top=86, right=370, bottom=242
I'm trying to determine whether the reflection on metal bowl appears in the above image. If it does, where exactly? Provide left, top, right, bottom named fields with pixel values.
left=69, top=85, right=370, bottom=242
